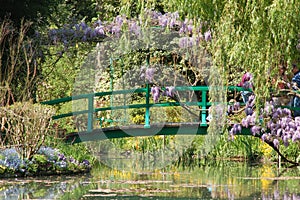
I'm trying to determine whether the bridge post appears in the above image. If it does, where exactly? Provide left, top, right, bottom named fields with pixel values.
left=144, top=51, right=151, bottom=129
left=87, top=94, right=94, bottom=132
left=201, top=89, right=207, bottom=126
left=144, top=84, right=151, bottom=128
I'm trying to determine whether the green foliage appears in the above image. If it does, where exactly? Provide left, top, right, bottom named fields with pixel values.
left=274, top=141, right=300, bottom=163
left=38, top=43, right=92, bottom=101
left=0, top=19, right=44, bottom=105
left=49, top=0, right=124, bottom=25
left=54, top=141, right=96, bottom=164
left=119, top=0, right=164, bottom=18
left=32, top=154, right=48, bottom=165
left=184, top=135, right=262, bottom=161
left=204, top=1, right=300, bottom=164
left=162, top=0, right=225, bottom=22
left=181, top=133, right=299, bottom=164
left=117, top=0, right=225, bottom=24
left=0, top=165, right=6, bottom=174
left=0, top=0, right=60, bottom=27
left=234, top=136, right=263, bottom=160
left=130, top=108, right=145, bottom=124
left=211, top=0, right=300, bottom=108
left=110, top=135, right=176, bottom=153
left=37, top=43, right=96, bottom=132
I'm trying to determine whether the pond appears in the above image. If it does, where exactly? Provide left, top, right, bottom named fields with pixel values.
left=0, top=158, right=299, bottom=200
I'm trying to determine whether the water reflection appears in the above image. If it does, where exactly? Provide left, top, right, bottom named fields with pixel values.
left=76, top=161, right=300, bottom=200
left=0, top=161, right=299, bottom=199
left=0, top=175, right=92, bottom=199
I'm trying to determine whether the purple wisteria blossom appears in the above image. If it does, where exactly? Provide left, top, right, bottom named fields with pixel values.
left=273, top=138, right=279, bottom=148
left=95, top=26, right=105, bottom=35
left=179, top=37, right=197, bottom=48
left=229, top=123, right=242, bottom=135
left=47, top=9, right=212, bottom=53
left=204, top=30, right=212, bottom=41
left=151, top=86, right=161, bottom=103
left=163, top=86, right=175, bottom=98
left=251, top=125, right=261, bottom=136
left=115, top=15, right=124, bottom=26
left=145, top=68, right=155, bottom=83
left=129, top=21, right=141, bottom=36
left=230, top=96, right=300, bottom=152
left=139, top=67, right=155, bottom=83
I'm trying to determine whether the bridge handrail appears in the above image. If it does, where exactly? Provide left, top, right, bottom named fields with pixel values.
left=40, top=86, right=254, bottom=132
left=41, top=86, right=247, bottom=105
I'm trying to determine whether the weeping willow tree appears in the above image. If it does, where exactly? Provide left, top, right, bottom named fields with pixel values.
left=209, top=0, right=300, bottom=132
left=211, top=0, right=300, bottom=106
left=206, top=0, right=300, bottom=161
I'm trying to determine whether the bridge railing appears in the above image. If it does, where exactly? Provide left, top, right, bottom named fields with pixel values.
left=41, top=86, right=251, bottom=132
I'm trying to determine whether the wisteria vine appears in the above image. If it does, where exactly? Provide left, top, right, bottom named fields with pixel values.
left=228, top=94, right=300, bottom=165
left=46, top=10, right=212, bottom=51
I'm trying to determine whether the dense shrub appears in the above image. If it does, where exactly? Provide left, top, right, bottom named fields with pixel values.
left=0, top=102, right=54, bottom=159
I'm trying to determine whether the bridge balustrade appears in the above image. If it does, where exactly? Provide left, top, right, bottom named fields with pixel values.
left=41, top=86, right=251, bottom=133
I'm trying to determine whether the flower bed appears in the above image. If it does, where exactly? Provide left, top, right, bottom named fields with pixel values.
left=0, top=146, right=91, bottom=177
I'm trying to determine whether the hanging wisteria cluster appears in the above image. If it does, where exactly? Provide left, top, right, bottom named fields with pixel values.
left=140, top=67, right=156, bottom=83
left=47, top=10, right=212, bottom=49
left=150, top=86, right=176, bottom=103
left=229, top=96, right=300, bottom=149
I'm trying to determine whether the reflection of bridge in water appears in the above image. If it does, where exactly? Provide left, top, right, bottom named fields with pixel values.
left=41, top=86, right=259, bottom=143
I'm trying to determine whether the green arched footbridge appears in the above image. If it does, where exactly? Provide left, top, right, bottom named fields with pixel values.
left=41, top=86, right=257, bottom=143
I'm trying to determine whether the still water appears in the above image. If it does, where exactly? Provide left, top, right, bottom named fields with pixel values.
left=0, top=159, right=299, bottom=200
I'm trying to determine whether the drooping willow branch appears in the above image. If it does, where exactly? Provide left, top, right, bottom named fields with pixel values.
left=253, top=134, right=299, bottom=166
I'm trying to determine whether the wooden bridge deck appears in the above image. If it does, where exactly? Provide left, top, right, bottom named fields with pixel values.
left=65, top=122, right=252, bottom=143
